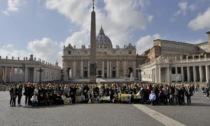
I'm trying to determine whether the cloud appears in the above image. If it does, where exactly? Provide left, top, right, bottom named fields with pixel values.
left=27, top=38, right=62, bottom=66
left=0, top=43, right=28, bottom=59
left=63, top=30, right=90, bottom=48
left=45, top=0, right=152, bottom=47
left=135, top=34, right=161, bottom=54
left=188, top=7, right=210, bottom=30
left=3, top=0, right=26, bottom=15
left=175, top=1, right=196, bottom=16
left=0, top=39, right=62, bottom=67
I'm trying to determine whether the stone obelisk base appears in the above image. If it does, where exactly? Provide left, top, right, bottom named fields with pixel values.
left=89, top=63, right=96, bottom=84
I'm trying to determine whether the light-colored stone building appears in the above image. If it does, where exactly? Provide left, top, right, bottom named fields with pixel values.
left=140, top=31, right=210, bottom=83
left=0, top=55, right=61, bottom=83
left=63, top=27, right=146, bottom=82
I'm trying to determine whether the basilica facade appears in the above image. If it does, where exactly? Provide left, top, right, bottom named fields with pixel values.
left=63, top=27, right=146, bottom=82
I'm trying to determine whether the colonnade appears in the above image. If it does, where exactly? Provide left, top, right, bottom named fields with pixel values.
left=154, top=65, right=210, bottom=83
left=65, top=60, right=136, bottom=80
left=0, top=66, right=61, bottom=83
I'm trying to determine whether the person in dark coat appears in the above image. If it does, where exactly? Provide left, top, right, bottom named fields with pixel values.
left=17, top=84, right=23, bottom=106
left=24, top=83, right=30, bottom=105
left=9, top=85, right=18, bottom=107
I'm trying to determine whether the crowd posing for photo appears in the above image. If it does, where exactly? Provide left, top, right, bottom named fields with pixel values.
left=9, top=82, right=208, bottom=107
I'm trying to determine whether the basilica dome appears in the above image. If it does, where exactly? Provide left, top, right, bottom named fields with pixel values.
left=96, top=27, right=113, bottom=49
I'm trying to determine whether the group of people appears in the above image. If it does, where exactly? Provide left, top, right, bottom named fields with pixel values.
left=9, top=82, right=203, bottom=107
left=201, top=85, right=210, bottom=99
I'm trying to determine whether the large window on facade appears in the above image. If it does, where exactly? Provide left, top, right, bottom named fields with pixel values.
left=172, top=67, right=176, bottom=74
left=177, top=67, right=181, bottom=74
left=68, top=51, right=71, bottom=54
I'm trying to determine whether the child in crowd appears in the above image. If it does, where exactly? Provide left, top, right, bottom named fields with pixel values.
left=30, top=93, right=38, bottom=107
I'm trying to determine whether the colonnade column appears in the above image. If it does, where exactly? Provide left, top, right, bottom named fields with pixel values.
left=3, top=66, right=7, bottom=82
left=33, top=67, right=36, bottom=82
left=102, top=61, right=104, bottom=78
left=80, top=61, right=83, bottom=78
left=193, top=66, right=197, bottom=82
left=199, top=65, right=203, bottom=82
left=10, top=67, right=14, bottom=82
left=206, top=65, right=209, bottom=83
left=24, top=67, right=28, bottom=83
left=187, top=66, right=190, bottom=82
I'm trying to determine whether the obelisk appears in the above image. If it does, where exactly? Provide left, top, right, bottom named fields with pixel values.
left=90, top=0, right=96, bottom=83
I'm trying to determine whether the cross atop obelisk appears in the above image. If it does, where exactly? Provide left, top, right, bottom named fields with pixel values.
left=89, top=0, right=97, bottom=83
left=92, top=0, right=95, bottom=10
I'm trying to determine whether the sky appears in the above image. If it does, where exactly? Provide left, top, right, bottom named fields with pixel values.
left=0, top=0, right=210, bottom=67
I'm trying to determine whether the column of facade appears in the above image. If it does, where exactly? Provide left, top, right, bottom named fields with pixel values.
left=46, top=70, right=48, bottom=81
left=155, top=66, right=158, bottom=83
left=107, top=61, right=109, bottom=78
left=88, top=61, right=90, bottom=78
left=181, top=66, right=184, bottom=82
left=199, top=65, right=203, bottom=82
left=49, top=70, right=51, bottom=81
left=167, top=66, right=171, bottom=83
left=42, top=68, right=45, bottom=82
left=123, top=61, right=127, bottom=78
left=159, top=66, right=161, bottom=83
left=116, top=61, right=119, bottom=78
left=110, top=61, right=112, bottom=78
left=193, top=66, right=197, bottom=82
left=187, top=66, right=190, bottom=82
left=80, top=61, right=83, bottom=78
left=206, top=65, right=209, bottom=83
left=102, top=61, right=104, bottom=78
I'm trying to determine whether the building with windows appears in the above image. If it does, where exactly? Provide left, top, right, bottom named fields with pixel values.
left=62, top=27, right=146, bottom=82
left=140, top=31, right=210, bottom=83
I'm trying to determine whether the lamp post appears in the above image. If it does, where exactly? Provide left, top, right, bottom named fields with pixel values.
left=37, top=66, right=44, bottom=84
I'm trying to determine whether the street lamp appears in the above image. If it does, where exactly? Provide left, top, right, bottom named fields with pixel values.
left=37, top=65, right=44, bottom=84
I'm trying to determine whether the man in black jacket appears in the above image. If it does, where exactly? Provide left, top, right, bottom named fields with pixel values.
left=17, top=84, right=23, bottom=106
left=9, top=85, right=18, bottom=107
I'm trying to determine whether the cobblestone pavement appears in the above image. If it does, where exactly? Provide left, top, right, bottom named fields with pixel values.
left=0, top=92, right=163, bottom=126
left=146, top=89, right=210, bottom=126
left=0, top=90, right=209, bottom=126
